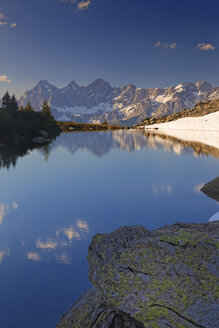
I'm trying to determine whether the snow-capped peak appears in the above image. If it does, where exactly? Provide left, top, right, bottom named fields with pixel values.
left=19, top=79, right=218, bottom=125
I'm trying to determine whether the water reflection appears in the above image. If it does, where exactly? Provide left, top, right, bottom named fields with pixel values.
left=0, top=204, right=9, bottom=224
left=0, top=248, right=10, bottom=263
left=0, top=219, right=89, bottom=266
left=0, top=202, right=18, bottom=224
left=56, top=252, right=72, bottom=265
left=27, top=252, right=41, bottom=262
left=0, top=142, right=50, bottom=169
left=193, top=184, right=204, bottom=194
left=36, top=239, right=58, bottom=251
left=152, top=184, right=173, bottom=196
left=57, top=226, right=80, bottom=241
left=0, top=130, right=218, bottom=328
left=51, top=130, right=219, bottom=159
left=22, top=220, right=90, bottom=264
left=77, top=220, right=89, bottom=232
left=1, top=130, right=219, bottom=169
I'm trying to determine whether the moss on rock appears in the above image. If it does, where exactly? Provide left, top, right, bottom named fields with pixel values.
left=57, top=222, right=219, bottom=328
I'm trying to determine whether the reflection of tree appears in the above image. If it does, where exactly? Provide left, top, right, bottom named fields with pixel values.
left=0, top=144, right=25, bottom=169
left=0, top=141, right=51, bottom=169
left=40, top=144, right=51, bottom=162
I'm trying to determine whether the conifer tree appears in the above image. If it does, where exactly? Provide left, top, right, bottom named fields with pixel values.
left=19, top=105, right=24, bottom=111
left=41, top=101, right=54, bottom=121
left=9, top=94, right=18, bottom=115
left=24, top=101, right=34, bottom=112
left=2, top=92, right=11, bottom=110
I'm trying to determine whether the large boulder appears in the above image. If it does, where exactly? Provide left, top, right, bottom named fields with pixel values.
left=58, top=222, right=219, bottom=328
left=201, top=177, right=219, bottom=202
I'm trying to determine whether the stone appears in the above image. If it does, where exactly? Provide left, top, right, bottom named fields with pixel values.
left=32, top=137, right=51, bottom=143
left=39, top=130, right=49, bottom=138
left=201, top=177, right=219, bottom=202
left=57, top=222, right=219, bottom=328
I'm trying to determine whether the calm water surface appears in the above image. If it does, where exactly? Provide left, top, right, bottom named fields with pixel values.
left=0, top=130, right=218, bottom=328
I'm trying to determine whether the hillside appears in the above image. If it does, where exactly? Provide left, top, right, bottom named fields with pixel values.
left=19, top=80, right=219, bottom=125
left=140, top=99, right=219, bottom=127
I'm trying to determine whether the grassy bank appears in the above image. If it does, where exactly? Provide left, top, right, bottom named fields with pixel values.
left=57, top=121, right=125, bottom=132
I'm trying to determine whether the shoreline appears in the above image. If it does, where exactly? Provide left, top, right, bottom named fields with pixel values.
left=143, top=129, right=219, bottom=150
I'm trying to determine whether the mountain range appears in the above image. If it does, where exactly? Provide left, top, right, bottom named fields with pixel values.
left=19, top=79, right=219, bottom=125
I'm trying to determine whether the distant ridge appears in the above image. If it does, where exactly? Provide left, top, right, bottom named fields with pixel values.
left=19, top=79, right=219, bottom=125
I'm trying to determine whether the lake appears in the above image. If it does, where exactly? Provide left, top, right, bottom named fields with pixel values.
left=0, top=130, right=218, bottom=328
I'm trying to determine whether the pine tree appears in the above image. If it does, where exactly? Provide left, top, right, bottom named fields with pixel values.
left=24, top=101, right=34, bottom=112
left=19, top=105, right=24, bottom=111
left=9, top=94, right=18, bottom=115
left=2, top=92, right=11, bottom=110
left=41, top=101, right=54, bottom=121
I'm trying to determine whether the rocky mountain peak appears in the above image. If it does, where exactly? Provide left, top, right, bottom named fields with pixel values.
left=19, top=79, right=219, bottom=124
left=86, top=78, right=112, bottom=91
left=35, top=79, right=55, bottom=90
left=195, top=80, right=213, bottom=93
left=64, top=80, right=79, bottom=91
left=85, top=78, right=113, bottom=99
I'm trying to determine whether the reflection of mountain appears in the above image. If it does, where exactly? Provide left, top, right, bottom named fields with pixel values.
left=50, top=131, right=114, bottom=157
left=50, top=130, right=219, bottom=159
left=1, top=130, right=219, bottom=170
left=145, top=131, right=219, bottom=158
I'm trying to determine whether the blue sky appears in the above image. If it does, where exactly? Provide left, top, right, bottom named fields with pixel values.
left=0, top=0, right=219, bottom=97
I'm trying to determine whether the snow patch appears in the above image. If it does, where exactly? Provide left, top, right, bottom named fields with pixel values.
left=145, top=111, right=219, bottom=132
left=209, top=212, right=219, bottom=222
left=155, top=94, right=172, bottom=103
left=52, top=101, right=112, bottom=117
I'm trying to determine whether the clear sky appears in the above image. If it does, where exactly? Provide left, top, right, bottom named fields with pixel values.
left=0, top=0, right=219, bottom=97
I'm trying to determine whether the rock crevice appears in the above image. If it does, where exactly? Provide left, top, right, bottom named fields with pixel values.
left=58, top=222, right=219, bottom=328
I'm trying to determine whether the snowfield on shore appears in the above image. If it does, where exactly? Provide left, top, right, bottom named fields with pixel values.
left=144, top=111, right=219, bottom=149
left=145, top=110, right=219, bottom=131
left=209, top=212, right=219, bottom=222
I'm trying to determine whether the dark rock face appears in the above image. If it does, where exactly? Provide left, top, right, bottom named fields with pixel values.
left=201, top=177, right=219, bottom=202
left=57, top=222, right=219, bottom=328
left=19, top=79, right=219, bottom=124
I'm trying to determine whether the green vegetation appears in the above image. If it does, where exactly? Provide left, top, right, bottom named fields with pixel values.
left=0, top=92, right=61, bottom=144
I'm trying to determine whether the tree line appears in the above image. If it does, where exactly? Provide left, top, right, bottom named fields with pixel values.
left=1, top=91, right=54, bottom=120
left=0, top=92, right=61, bottom=142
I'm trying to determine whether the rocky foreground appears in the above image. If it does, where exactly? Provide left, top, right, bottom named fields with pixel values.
left=58, top=222, right=219, bottom=328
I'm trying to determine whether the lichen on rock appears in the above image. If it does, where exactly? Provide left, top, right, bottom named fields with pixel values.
left=57, top=222, right=219, bottom=328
